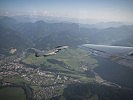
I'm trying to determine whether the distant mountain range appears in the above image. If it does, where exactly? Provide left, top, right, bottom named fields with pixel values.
left=12, top=15, right=127, bottom=28
left=0, top=16, right=133, bottom=54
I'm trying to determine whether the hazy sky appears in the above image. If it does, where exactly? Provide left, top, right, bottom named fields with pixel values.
left=0, top=0, right=133, bottom=23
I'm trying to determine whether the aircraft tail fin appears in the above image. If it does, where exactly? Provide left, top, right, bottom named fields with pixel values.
left=128, top=51, right=133, bottom=56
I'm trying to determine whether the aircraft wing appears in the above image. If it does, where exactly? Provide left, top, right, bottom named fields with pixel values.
left=80, top=44, right=133, bottom=68
left=56, top=46, right=69, bottom=50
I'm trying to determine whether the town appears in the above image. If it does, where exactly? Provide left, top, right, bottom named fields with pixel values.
left=0, top=55, right=81, bottom=99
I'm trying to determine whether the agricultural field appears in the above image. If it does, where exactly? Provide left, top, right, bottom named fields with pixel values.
left=23, top=48, right=98, bottom=72
left=0, top=87, right=26, bottom=100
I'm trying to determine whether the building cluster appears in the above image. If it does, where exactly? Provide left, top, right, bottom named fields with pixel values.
left=0, top=57, right=81, bottom=99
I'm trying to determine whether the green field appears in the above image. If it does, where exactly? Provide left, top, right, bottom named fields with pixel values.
left=23, top=48, right=98, bottom=71
left=22, top=48, right=98, bottom=82
left=0, top=87, right=26, bottom=100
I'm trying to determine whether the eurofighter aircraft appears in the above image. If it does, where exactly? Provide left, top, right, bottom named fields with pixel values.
left=29, top=46, right=68, bottom=57
left=80, top=44, right=133, bottom=68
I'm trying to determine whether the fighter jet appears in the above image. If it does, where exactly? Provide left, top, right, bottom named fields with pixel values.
left=29, top=46, right=68, bottom=57
left=80, top=44, right=133, bottom=68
